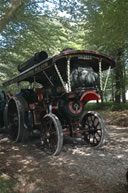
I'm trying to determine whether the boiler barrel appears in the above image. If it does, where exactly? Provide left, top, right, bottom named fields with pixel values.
left=18, top=51, right=48, bottom=72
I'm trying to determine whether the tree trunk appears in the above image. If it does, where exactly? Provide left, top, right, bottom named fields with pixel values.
left=121, top=66, right=126, bottom=103
left=0, top=0, right=25, bottom=32
left=100, top=91, right=104, bottom=103
left=110, top=71, right=115, bottom=102
left=114, top=49, right=123, bottom=103
left=122, top=89, right=126, bottom=103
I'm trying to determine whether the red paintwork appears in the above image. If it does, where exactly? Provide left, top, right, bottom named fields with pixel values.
left=35, top=88, right=44, bottom=102
left=68, top=101, right=83, bottom=114
left=80, top=91, right=100, bottom=104
left=52, top=106, right=58, bottom=110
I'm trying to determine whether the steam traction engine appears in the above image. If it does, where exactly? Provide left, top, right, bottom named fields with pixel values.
left=3, top=50, right=116, bottom=155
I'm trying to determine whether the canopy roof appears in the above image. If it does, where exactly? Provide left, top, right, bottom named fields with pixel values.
left=3, top=50, right=116, bottom=87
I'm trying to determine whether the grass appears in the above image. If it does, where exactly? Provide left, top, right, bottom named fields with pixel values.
left=85, top=101, right=128, bottom=111
left=0, top=174, right=18, bottom=193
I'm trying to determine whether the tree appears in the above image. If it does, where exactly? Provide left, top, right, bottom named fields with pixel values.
left=85, top=0, right=128, bottom=103
left=60, top=0, right=128, bottom=103
left=0, top=8, right=82, bottom=87
left=0, top=0, right=27, bottom=32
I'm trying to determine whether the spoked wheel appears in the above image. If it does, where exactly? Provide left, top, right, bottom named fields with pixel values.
left=82, top=111, right=106, bottom=148
left=7, top=96, right=28, bottom=142
left=40, top=113, right=63, bottom=156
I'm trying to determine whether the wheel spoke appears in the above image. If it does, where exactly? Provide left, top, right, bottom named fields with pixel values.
left=96, top=131, right=102, bottom=137
left=94, top=120, right=100, bottom=128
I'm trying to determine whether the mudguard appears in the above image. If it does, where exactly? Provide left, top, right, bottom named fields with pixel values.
left=80, top=91, right=100, bottom=104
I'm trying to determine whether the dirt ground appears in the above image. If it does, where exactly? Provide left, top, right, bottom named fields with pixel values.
left=0, top=110, right=128, bottom=193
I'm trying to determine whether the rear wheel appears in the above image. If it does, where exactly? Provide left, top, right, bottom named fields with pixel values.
left=7, top=96, right=29, bottom=142
left=82, top=111, right=106, bottom=147
left=40, top=113, right=63, bottom=155
left=3, top=103, right=8, bottom=131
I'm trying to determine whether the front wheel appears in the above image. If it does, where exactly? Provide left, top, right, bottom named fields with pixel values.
left=40, top=113, right=63, bottom=155
left=81, top=111, right=106, bottom=148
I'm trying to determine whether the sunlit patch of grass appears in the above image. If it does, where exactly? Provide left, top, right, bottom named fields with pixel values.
left=0, top=173, right=18, bottom=193
left=85, top=102, right=128, bottom=111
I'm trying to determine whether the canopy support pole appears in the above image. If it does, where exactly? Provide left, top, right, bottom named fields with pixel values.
left=99, top=59, right=103, bottom=91
left=32, top=76, right=36, bottom=89
left=54, top=64, right=68, bottom=93
left=43, top=71, right=54, bottom=87
left=67, top=57, right=71, bottom=92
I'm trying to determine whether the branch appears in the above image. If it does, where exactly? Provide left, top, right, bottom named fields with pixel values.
left=0, top=0, right=26, bottom=32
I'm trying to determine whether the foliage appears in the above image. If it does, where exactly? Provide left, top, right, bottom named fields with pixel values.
left=59, top=0, right=128, bottom=54
left=86, top=101, right=128, bottom=111
left=59, top=0, right=128, bottom=102
left=0, top=1, right=82, bottom=88
left=0, top=0, right=128, bottom=103
left=0, top=174, right=18, bottom=193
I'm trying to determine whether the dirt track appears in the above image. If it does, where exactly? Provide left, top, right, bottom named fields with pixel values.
left=0, top=121, right=128, bottom=193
